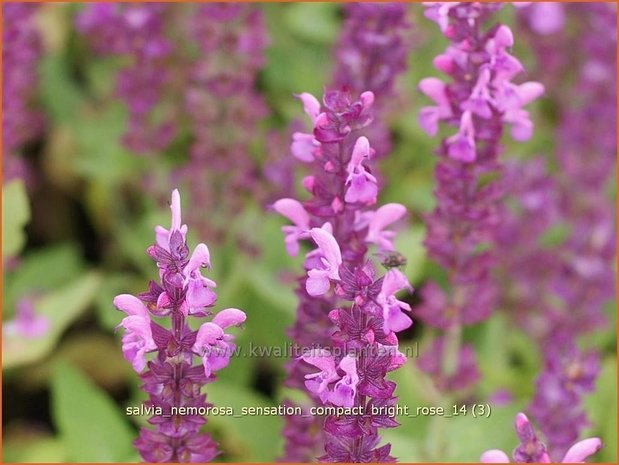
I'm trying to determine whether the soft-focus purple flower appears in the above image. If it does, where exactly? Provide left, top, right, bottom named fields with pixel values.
left=331, top=2, right=410, bottom=159
left=361, top=203, right=407, bottom=252
left=418, top=77, right=452, bottom=136
left=273, top=198, right=311, bottom=256
left=480, top=412, right=601, bottom=463
left=3, top=297, right=49, bottom=339
left=415, top=2, right=542, bottom=398
left=516, top=2, right=566, bottom=36
left=114, top=189, right=245, bottom=461
left=497, top=4, right=616, bottom=458
left=2, top=3, right=44, bottom=186
left=291, top=132, right=320, bottom=163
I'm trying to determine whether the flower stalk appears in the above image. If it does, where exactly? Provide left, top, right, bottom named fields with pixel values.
left=113, top=189, right=246, bottom=462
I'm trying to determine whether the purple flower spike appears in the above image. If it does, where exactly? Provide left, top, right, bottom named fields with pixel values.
left=2, top=3, right=44, bottom=186
left=114, top=189, right=246, bottom=462
left=416, top=2, right=542, bottom=397
left=274, top=87, right=412, bottom=461
left=497, top=4, right=616, bottom=458
left=480, top=412, right=601, bottom=463
left=332, top=3, right=410, bottom=158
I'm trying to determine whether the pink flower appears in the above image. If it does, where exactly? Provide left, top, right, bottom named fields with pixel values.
left=296, top=92, right=321, bottom=123
left=305, top=227, right=342, bottom=296
left=291, top=132, right=320, bottom=162
left=327, top=355, right=360, bottom=408
left=301, top=351, right=360, bottom=407
left=359, top=203, right=407, bottom=251
left=155, top=189, right=188, bottom=250
left=376, top=269, right=413, bottom=334
left=345, top=136, right=378, bottom=205
left=418, top=77, right=453, bottom=135
left=273, top=198, right=311, bottom=256
left=447, top=110, right=476, bottom=162
left=183, top=243, right=217, bottom=315
left=192, top=308, right=246, bottom=377
left=113, top=294, right=157, bottom=372
left=481, top=413, right=602, bottom=463
left=3, top=298, right=49, bottom=339
left=300, top=349, right=340, bottom=402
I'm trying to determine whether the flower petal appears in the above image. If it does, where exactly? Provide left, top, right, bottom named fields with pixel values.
left=309, top=228, right=342, bottom=273
left=113, top=294, right=150, bottom=317
left=480, top=449, right=510, bottom=463
left=296, top=92, right=321, bottom=122
left=185, top=243, right=211, bottom=275
left=562, top=438, right=602, bottom=463
left=273, top=198, right=310, bottom=228
left=170, top=188, right=182, bottom=231
left=193, top=322, right=224, bottom=351
left=306, top=269, right=331, bottom=296
left=212, top=308, right=247, bottom=329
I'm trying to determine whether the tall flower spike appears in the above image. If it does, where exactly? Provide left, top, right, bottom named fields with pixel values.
left=332, top=2, right=410, bottom=157
left=77, top=3, right=174, bottom=154
left=480, top=412, right=601, bottom=463
left=496, top=4, right=616, bottom=459
left=114, top=189, right=246, bottom=462
left=78, top=4, right=269, bottom=245
left=415, top=3, right=543, bottom=397
left=274, top=88, right=411, bottom=462
left=2, top=3, right=44, bottom=186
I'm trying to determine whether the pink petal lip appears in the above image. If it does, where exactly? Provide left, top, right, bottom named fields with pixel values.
left=113, top=294, right=150, bottom=317
left=212, top=308, right=247, bottom=329
left=562, top=437, right=602, bottom=463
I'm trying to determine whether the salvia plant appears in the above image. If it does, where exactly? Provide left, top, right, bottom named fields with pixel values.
left=113, top=189, right=246, bottom=461
left=480, top=412, right=601, bottom=464
left=274, top=87, right=412, bottom=462
left=495, top=3, right=617, bottom=460
left=415, top=2, right=543, bottom=395
left=77, top=3, right=268, bottom=242
left=332, top=2, right=410, bottom=157
left=1, top=3, right=615, bottom=464
left=2, top=2, right=44, bottom=185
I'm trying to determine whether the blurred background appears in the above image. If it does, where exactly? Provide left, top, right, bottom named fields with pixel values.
left=2, top=2, right=616, bottom=463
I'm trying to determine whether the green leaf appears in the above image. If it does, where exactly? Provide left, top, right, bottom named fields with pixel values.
left=2, top=435, right=67, bottom=463
left=2, top=180, right=31, bottom=259
left=284, top=3, right=340, bottom=45
left=51, top=362, right=135, bottom=462
left=2, top=243, right=83, bottom=316
left=2, top=272, right=102, bottom=369
left=205, top=381, right=283, bottom=461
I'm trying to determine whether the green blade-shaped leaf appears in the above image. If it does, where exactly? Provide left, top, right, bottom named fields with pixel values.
left=2, top=180, right=31, bottom=259
left=51, top=362, right=135, bottom=462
